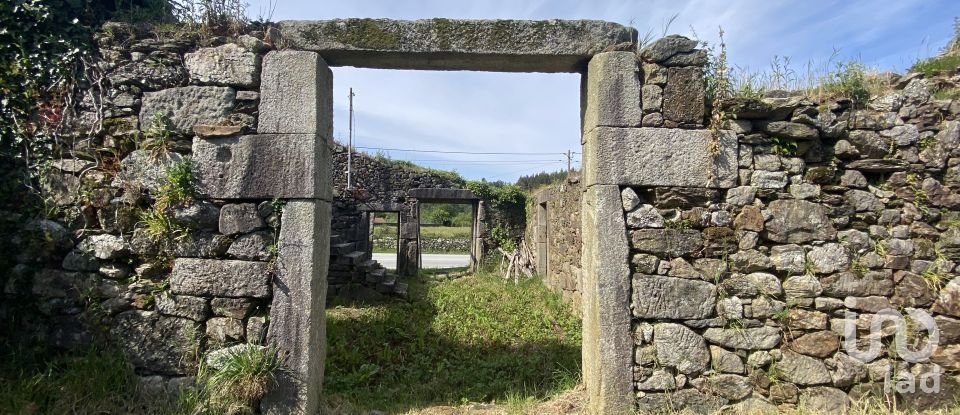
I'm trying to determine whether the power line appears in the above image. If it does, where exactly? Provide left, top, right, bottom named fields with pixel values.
left=354, top=145, right=574, bottom=156
left=402, top=158, right=571, bottom=162
left=401, top=160, right=570, bottom=164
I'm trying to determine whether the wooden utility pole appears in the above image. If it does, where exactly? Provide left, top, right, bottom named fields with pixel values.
left=348, top=88, right=355, bottom=190
left=566, top=150, right=572, bottom=179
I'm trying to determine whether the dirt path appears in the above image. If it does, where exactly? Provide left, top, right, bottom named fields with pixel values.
left=322, top=387, right=585, bottom=415
left=401, top=387, right=585, bottom=415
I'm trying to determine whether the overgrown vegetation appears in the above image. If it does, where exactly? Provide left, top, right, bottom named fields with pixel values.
left=704, top=28, right=734, bottom=155
left=0, top=342, right=283, bottom=414
left=0, top=346, right=150, bottom=414
left=421, top=202, right=472, bottom=227
left=701, top=26, right=885, bottom=107
left=466, top=180, right=526, bottom=213
left=371, top=150, right=465, bottom=186
left=140, top=157, right=197, bottom=242
left=323, top=270, right=581, bottom=412
left=911, top=17, right=960, bottom=77
left=178, top=345, right=284, bottom=414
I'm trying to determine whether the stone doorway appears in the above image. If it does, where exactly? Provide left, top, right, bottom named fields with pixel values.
left=239, top=18, right=648, bottom=414
left=366, top=211, right=400, bottom=270
left=409, top=188, right=482, bottom=272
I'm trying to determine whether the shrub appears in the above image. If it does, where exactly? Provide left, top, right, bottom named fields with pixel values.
left=490, top=224, right=517, bottom=252
left=828, top=61, right=871, bottom=107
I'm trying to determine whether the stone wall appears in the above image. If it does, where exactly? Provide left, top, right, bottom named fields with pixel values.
left=580, top=35, right=960, bottom=413
left=373, top=236, right=471, bottom=253
left=329, top=145, right=503, bottom=279
left=0, top=24, right=283, bottom=392
left=526, top=178, right=584, bottom=308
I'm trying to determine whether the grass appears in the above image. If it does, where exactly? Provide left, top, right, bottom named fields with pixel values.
left=0, top=345, right=171, bottom=414
left=179, top=344, right=284, bottom=414
left=0, top=342, right=283, bottom=415
left=369, top=149, right=465, bottom=186
left=718, top=47, right=885, bottom=105
left=322, top=270, right=581, bottom=413
left=911, top=52, right=960, bottom=77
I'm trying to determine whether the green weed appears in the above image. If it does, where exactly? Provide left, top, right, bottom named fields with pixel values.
left=323, top=272, right=581, bottom=412
left=139, top=158, right=197, bottom=243
left=141, top=112, right=174, bottom=156
left=664, top=219, right=692, bottom=230
left=770, top=137, right=799, bottom=156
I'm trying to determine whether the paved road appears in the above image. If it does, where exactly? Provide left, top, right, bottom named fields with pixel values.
left=372, top=253, right=470, bottom=270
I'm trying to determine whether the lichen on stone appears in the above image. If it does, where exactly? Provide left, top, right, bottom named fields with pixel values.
left=324, top=19, right=401, bottom=50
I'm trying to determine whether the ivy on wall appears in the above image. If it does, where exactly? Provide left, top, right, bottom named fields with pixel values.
left=466, top=180, right=527, bottom=249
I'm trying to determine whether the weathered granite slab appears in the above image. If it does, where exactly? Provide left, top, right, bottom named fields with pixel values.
left=583, top=127, right=738, bottom=188
left=277, top=19, right=636, bottom=72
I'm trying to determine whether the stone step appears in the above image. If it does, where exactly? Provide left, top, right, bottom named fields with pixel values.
left=366, top=268, right=385, bottom=284
left=330, top=242, right=355, bottom=255
left=394, top=281, right=408, bottom=297
left=358, top=259, right=380, bottom=272
left=376, top=274, right=396, bottom=293
left=330, top=234, right=345, bottom=244
left=343, top=250, right=369, bottom=265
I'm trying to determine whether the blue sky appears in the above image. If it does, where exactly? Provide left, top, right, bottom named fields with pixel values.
left=248, top=0, right=959, bottom=182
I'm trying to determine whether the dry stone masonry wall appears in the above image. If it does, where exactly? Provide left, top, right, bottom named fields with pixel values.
left=1, top=26, right=281, bottom=393
left=328, top=145, right=491, bottom=287
left=526, top=179, right=584, bottom=308
left=580, top=34, right=960, bottom=413
left=7, top=15, right=960, bottom=414
left=3, top=24, right=335, bottom=412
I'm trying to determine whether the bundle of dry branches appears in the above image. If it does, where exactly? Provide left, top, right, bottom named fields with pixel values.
left=498, top=240, right=535, bottom=283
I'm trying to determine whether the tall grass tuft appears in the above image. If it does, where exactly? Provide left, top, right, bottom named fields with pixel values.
left=178, top=344, right=285, bottom=414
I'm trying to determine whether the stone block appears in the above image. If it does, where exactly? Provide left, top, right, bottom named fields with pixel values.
left=211, top=297, right=256, bottom=319
left=185, top=43, right=261, bottom=87
left=110, top=311, right=200, bottom=375
left=193, top=134, right=332, bottom=200
left=663, top=66, right=705, bottom=124
left=139, top=86, right=235, bottom=135
left=653, top=323, right=709, bottom=374
left=582, top=52, right=642, bottom=133
left=155, top=295, right=210, bottom=321
left=262, top=200, right=330, bottom=414
left=258, top=51, right=333, bottom=135
left=116, top=150, right=183, bottom=193
left=632, top=275, right=717, bottom=319
left=763, top=199, right=837, bottom=243
left=639, top=35, right=698, bottom=63
left=278, top=19, right=636, bottom=72
left=220, top=203, right=266, bottom=235
left=702, top=326, right=781, bottom=350
left=583, top=127, right=736, bottom=188
left=399, top=221, right=419, bottom=239
left=580, top=185, right=632, bottom=414
left=206, top=317, right=246, bottom=344
left=227, top=231, right=273, bottom=261
left=779, top=350, right=831, bottom=385
left=170, top=258, right=271, bottom=298
left=630, top=228, right=702, bottom=257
